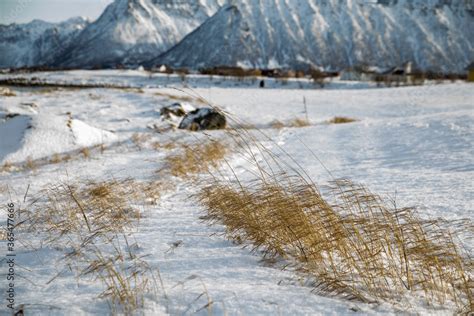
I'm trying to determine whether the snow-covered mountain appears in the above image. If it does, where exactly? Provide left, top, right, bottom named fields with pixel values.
left=0, top=17, right=90, bottom=69
left=53, top=0, right=223, bottom=68
left=1, top=0, right=472, bottom=72
left=154, top=0, right=474, bottom=72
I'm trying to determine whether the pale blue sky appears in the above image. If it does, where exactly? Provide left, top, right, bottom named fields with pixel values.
left=0, top=0, right=113, bottom=25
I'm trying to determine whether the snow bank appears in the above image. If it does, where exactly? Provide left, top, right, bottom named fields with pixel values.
left=0, top=113, right=116, bottom=164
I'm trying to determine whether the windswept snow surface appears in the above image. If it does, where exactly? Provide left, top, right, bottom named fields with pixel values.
left=0, top=112, right=117, bottom=164
left=0, top=71, right=472, bottom=315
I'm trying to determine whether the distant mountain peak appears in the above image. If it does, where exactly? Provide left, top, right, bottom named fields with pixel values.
left=0, top=17, right=90, bottom=69
left=154, top=0, right=474, bottom=72
left=52, top=0, right=222, bottom=68
left=1, top=0, right=472, bottom=71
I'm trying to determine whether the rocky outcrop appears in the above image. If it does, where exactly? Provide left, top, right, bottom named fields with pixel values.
left=178, top=108, right=226, bottom=131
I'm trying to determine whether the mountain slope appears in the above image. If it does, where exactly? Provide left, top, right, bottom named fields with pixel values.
left=154, top=0, right=474, bottom=72
left=54, top=0, right=223, bottom=68
left=0, top=17, right=89, bottom=69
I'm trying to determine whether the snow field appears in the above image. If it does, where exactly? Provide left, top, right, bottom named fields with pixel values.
left=0, top=72, right=472, bottom=315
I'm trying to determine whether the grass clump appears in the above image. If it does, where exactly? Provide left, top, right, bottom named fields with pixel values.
left=131, top=133, right=152, bottom=150
left=80, top=147, right=91, bottom=158
left=49, top=153, right=63, bottom=164
left=269, top=118, right=310, bottom=129
left=21, top=178, right=163, bottom=313
left=1, top=161, right=13, bottom=173
left=270, top=120, right=286, bottom=129
left=289, top=118, right=311, bottom=127
left=24, top=179, right=143, bottom=241
left=152, top=141, right=176, bottom=151
left=165, top=141, right=227, bottom=177
left=200, top=175, right=472, bottom=312
left=196, top=111, right=473, bottom=313
left=328, top=117, right=358, bottom=124
left=0, top=87, right=16, bottom=96
left=25, top=157, right=37, bottom=171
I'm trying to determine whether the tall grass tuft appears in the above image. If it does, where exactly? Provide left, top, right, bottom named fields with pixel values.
left=193, top=102, right=473, bottom=313
left=165, top=141, right=227, bottom=177
left=21, top=178, right=163, bottom=314
left=328, top=117, right=358, bottom=124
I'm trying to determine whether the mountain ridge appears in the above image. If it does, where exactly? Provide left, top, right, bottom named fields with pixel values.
left=0, top=17, right=90, bottom=68
left=153, top=0, right=474, bottom=72
left=0, top=0, right=472, bottom=72
left=52, top=0, right=223, bottom=68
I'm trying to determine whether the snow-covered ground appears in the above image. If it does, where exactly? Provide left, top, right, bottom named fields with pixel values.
left=0, top=71, right=472, bottom=315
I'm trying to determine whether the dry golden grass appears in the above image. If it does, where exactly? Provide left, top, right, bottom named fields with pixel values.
left=1, top=161, right=13, bottom=173
left=21, top=178, right=164, bottom=313
left=289, top=118, right=311, bottom=127
left=152, top=141, right=176, bottom=151
left=81, top=243, right=154, bottom=315
left=48, top=149, right=71, bottom=164
left=270, top=120, right=286, bottom=129
left=23, top=179, right=142, bottom=239
left=165, top=141, right=227, bottom=177
left=25, top=157, right=37, bottom=171
left=96, top=143, right=106, bottom=154
left=151, top=141, right=162, bottom=150
left=328, top=117, right=358, bottom=124
left=200, top=176, right=473, bottom=312
left=80, top=147, right=91, bottom=158
left=195, top=110, right=473, bottom=313
left=269, top=118, right=310, bottom=129
left=0, top=87, right=16, bottom=97
left=131, top=133, right=152, bottom=150
left=49, top=153, right=63, bottom=164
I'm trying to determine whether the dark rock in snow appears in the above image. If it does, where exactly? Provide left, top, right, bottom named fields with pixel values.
left=160, top=103, right=187, bottom=119
left=178, top=108, right=226, bottom=131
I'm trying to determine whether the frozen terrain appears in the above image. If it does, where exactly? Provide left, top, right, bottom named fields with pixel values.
left=0, top=71, right=472, bottom=315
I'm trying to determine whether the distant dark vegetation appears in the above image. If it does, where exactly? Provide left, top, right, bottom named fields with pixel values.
left=0, top=64, right=469, bottom=87
left=373, top=71, right=467, bottom=87
left=0, top=77, right=135, bottom=89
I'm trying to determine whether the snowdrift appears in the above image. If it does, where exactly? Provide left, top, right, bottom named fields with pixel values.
left=0, top=112, right=116, bottom=164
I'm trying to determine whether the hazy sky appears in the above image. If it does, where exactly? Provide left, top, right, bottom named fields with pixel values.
left=0, top=0, right=113, bottom=25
